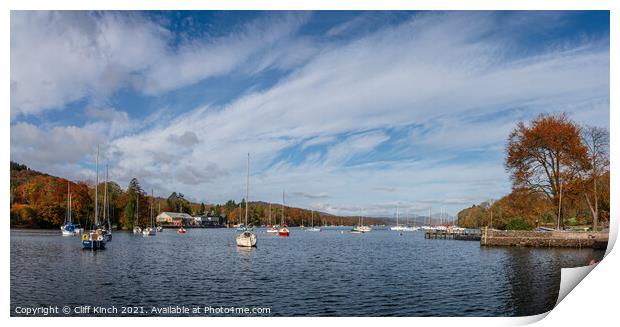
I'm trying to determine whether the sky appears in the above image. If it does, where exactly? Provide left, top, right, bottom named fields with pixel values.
left=10, top=11, right=610, bottom=218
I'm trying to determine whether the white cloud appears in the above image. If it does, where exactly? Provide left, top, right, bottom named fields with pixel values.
left=11, top=122, right=105, bottom=167
left=10, top=11, right=310, bottom=117
left=11, top=12, right=610, bottom=216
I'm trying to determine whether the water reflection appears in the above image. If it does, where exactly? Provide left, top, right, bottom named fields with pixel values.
left=11, top=228, right=605, bottom=316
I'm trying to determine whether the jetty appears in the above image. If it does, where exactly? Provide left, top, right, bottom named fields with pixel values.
left=424, top=229, right=481, bottom=241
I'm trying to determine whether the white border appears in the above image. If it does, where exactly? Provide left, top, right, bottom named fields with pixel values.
left=2, top=1, right=617, bottom=327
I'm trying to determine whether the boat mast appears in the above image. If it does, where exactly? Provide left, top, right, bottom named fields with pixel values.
left=360, top=208, right=363, bottom=226
left=95, top=145, right=99, bottom=226
left=396, top=203, right=399, bottom=226
left=268, top=203, right=272, bottom=225
left=150, top=189, right=154, bottom=227
left=107, top=165, right=111, bottom=228
left=67, top=182, right=71, bottom=224
left=429, top=206, right=432, bottom=226
left=406, top=208, right=409, bottom=226
left=245, top=153, right=249, bottom=227
left=281, top=190, right=285, bottom=226
left=311, top=210, right=314, bottom=227
left=104, top=163, right=108, bottom=228
left=136, top=193, right=139, bottom=226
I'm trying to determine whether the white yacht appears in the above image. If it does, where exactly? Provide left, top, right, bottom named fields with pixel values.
left=236, top=153, right=257, bottom=247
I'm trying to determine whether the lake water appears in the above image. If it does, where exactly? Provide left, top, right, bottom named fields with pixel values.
left=10, top=228, right=605, bottom=317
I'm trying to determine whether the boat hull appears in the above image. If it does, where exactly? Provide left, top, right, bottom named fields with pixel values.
left=62, top=230, right=77, bottom=236
left=82, top=240, right=106, bottom=250
left=236, top=232, right=257, bottom=247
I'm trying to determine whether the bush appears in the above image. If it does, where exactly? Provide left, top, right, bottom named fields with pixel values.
left=505, top=218, right=532, bottom=230
left=565, top=217, right=580, bottom=226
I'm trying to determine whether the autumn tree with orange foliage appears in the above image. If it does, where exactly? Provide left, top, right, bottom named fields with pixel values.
left=506, top=113, right=590, bottom=229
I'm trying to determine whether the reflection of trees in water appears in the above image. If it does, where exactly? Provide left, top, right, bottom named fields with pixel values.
left=485, top=247, right=605, bottom=316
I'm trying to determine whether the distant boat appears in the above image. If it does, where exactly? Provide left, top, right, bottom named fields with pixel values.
left=102, top=163, right=112, bottom=242
left=236, top=153, right=257, bottom=247
left=61, top=182, right=80, bottom=236
left=278, top=190, right=290, bottom=237
left=306, top=210, right=320, bottom=232
left=266, top=203, right=278, bottom=233
left=178, top=226, right=187, bottom=234
left=132, top=194, right=142, bottom=234
left=156, top=226, right=163, bottom=232
left=390, top=203, right=405, bottom=231
left=352, top=208, right=371, bottom=233
left=142, top=227, right=156, bottom=236
left=143, top=189, right=157, bottom=237
left=82, top=145, right=106, bottom=250
left=402, top=208, right=419, bottom=231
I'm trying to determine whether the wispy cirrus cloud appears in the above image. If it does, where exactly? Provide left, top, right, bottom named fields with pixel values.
left=10, top=11, right=609, bottom=215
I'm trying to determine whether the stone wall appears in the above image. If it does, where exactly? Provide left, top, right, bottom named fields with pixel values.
left=481, top=229, right=609, bottom=248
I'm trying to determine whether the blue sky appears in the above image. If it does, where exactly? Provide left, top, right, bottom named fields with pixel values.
left=10, top=11, right=610, bottom=217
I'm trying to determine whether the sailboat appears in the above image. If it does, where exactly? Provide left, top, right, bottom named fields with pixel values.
left=82, top=145, right=106, bottom=250
left=156, top=202, right=163, bottom=232
left=278, top=190, right=290, bottom=237
left=306, top=210, right=320, bottom=232
left=102, top=164, right=112, bottom=242
left=236, top=153, right=257, bottom=247
left=132, top=193, right=142, bottom=234
left=390, top=203, right=405, bottom=231
left=266, top=202, right=278, bottom=233
left=402, top=208, right=419, bottom=232
left=352, top=208, right=371, bottom=233
left=61, top=182, right=79, bottom=236
left=143, top=189, right=156, bottom=236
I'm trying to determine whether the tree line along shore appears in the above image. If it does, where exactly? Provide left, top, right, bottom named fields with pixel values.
left=10, top=162, right=381, bottom=229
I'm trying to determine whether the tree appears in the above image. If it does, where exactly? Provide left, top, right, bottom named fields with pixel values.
left=506, top=113, right=589, bottom=229
left=581, top=126, right=609, bottom=231
left=200, top=202, right=206, bottom=215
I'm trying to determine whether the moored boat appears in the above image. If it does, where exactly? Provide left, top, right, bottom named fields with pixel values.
left=132, top=193, right=141, bottom=234
left=236, top=153, right=257, bottom=247
left=82, top=145, right=107, bottom=250
left=278, top=225, right=290, bottom=237
left=82, top=229, right=106, bottom=249
left=178, top=226, right=187, bottom=234
left=352, top=208, right=371, bottom=233
left=142, top=189, right=157, bottom=237
left=306, top=210, right=320, bottom=232
left=278, top=190, right=290, bottom=237
left=61, top=183, right=80, bottom=236
left=102, top=164, right=112, bottom=242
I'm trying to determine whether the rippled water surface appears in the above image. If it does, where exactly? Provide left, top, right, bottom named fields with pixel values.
left=10, top=228, right=604, bottom=316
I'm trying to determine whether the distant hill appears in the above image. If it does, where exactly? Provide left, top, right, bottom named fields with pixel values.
left=10, top=161, right=386, bottom=228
